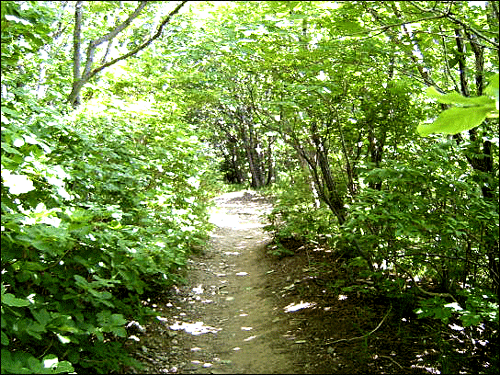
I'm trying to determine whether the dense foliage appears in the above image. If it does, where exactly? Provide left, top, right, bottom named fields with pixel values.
left=1, top=1, right=218, bottom=373
left=1, top=1, right=498, bottom=373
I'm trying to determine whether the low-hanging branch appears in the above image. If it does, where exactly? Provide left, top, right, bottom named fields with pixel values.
left=87, top=1, right=188, bottom=80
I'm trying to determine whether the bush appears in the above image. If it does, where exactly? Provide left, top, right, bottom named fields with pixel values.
left=1, top=95, right=214, bottom=373
left=264, top=168, right=336, bottom=256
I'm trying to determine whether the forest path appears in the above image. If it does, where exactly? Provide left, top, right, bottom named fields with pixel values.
left=129, top=190, right=424, bottom=374
left=132, top=190, right=307, bottom=374
left=175, top=190, right=300, bottom=373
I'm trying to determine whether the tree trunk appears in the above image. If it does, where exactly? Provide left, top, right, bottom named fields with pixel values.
left=265, top=136, right=275, bottom=186
left=244, top=142, right=266, bottom=188
left=310, top=122, right=346, bottom=224
left=232, top=152, right=245, bottom=184
left=453, top=26, right=499, bottom=297
left=71, top=1, right=83, bottom=108
left=293, top=144, right=321, bottom=208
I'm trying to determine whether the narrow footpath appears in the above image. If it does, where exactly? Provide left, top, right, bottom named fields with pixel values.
left=131, top=190, right=308, bottom=374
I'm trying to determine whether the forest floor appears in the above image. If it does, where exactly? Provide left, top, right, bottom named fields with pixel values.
left=125, top=190, right=461, bottom=374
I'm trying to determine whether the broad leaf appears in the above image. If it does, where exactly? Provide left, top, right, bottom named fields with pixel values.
left=2, top=293, right=30, bottom=307
left=417, top=106, right=493, bottom=136
left=426, top=86, right=495, bottom=106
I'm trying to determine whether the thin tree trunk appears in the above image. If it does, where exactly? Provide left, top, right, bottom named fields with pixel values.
left=72, top=1, right=83, bottom=108
left=265, top=136, right=275, bottom=186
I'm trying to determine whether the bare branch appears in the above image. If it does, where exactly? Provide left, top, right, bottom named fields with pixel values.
left=101, top=40, right=113, bottom=64
left=366, top=13, right=447, bottom=35
left=335, top=11, right=448, bottom=39
left=324, top=305, right=392, bottom=345
left=439, top=25, right=460, bottom=92
left=340, top=3, right=498, bottom=51
left=72, top=1, right=83, bottom=107
left=92, top=1, right=148, bottom=48
left=363, top=3, right=443, bottom=90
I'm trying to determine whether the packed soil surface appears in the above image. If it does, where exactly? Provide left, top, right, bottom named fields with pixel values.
left=125, top=190, right=489, bottom=374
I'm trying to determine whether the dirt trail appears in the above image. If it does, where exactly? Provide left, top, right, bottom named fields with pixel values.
left=132, top=190, right=306, bottom=374
left=179, top=190, right=301, bottom=373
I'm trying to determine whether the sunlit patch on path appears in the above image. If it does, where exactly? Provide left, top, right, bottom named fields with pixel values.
left=208, top=190, right=273, bottom=230
left=284, top=301, right=316, bottom=313
left=169, top=321, right=221, bottom=336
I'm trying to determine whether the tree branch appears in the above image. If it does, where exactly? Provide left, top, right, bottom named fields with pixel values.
left=93, top=1, right=148, bottom=48
left=408, top=1, right=499, bottom=49
left=362, top=3, right=443, bottom=91
left=81, top=1, right=148, bottom=80
left=324, top=305, right=392, bottom=345
left=439, top=25, right=460, bottom=92
left=336, top=10, right=448, bottom=40
left=347, top=2, right=497, bottom=54
left=72, top=1, right=83, bottom=107
left=68, top=1, right=188, bottom=107
left=86, top=1, right=188, bottom=82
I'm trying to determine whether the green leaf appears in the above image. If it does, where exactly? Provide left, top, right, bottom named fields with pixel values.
left=417, top=105, right=493, bottom=136
left=55, top=333, right=71, bottom=344
left=28, top=356, right=43, bottom=372
left=461, top=313, right=482, bottom=327
left=2, top=293, right=30, bottom=307
left=25, top=321, right=46, bottom=340
left=15, top=270, right=31, bottom=283
left=73, top=275, right=89, bottom=288
left=485, top=73, right=499, bottom=97
left=1, top=350, right=29, bottom=373
left=110, top=313, right=127, bottom=326
left=426, top=86, right=494, bottom=106
left=336, top=20, right=364, bottom=34
left=484, top=73, right=499, bottom=109
left=24, top=262, right=48, bottom=271
left=448, top=58, right=458, bottom=69
left=42, top=354, right=74, bottom=373
left=1, top=331, right=9, bottom=345
left=112, top=327, right=127, bottom=337
left=31, top=308, right=52, bottom=326
left=1, top=106, right=21, bottom=117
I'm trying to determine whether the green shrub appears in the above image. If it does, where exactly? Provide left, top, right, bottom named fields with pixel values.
left=265, top=168, right=335, bottom=252
left=1, top=94, right=214, bottom=373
